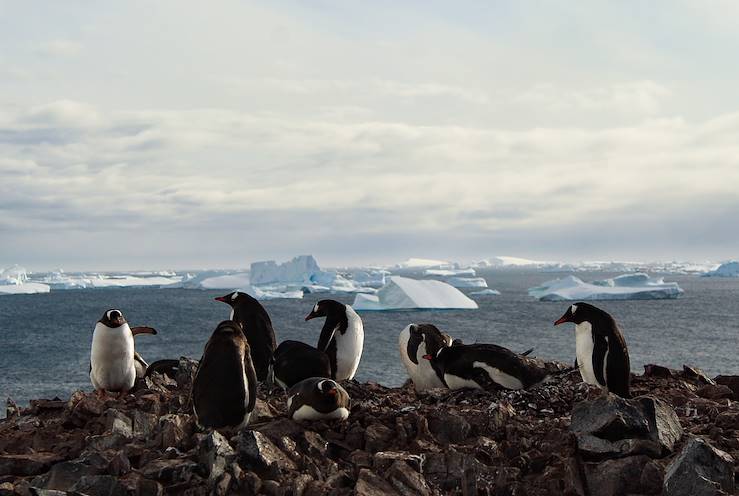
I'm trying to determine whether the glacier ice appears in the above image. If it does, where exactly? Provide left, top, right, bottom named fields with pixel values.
left=395, top=258, right=455, bottom=270
left=423, top=268, right=476, bottom=277
left=528, top=273, right=683, bottom=301
left=0, top=265, right=50, bottom=295
left=352, top=276, right=478, bottom=311
left=702, top=261, right=739, bottom=277
left=470, top=288, right=501, bottom=296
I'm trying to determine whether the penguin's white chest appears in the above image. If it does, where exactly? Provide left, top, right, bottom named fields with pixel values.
left=334, top=307, right=364, bottom=381
left=575, top=322, right=600, bottom=387
left=291, top=404, right=349, bottom=421
left=90, top=324, right=136, bottom=391
left=413, top=342, right=446, bottom=390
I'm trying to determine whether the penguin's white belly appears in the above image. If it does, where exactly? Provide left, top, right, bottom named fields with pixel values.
left=292, top=405, right=349, bottom=421
left=413, top=342, right=446, bottom=390
left=444, top=373, right=483, bottom=390
left=398, top=327, right=418, bottom=379
left=90, top=325, right=136, bottom=391
left=575, top=322, right=600, bottom=387
left=474, top=362, right=524, bottom=390
left=334, top=308, right=364, bottom=380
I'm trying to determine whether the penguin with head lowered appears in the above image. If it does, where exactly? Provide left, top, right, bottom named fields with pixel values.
left=192, top=320, right=257, bottom=430
left=305, top=300, right=364, bottom=381
left=424, top=342, right=548, bottom=391
left=399, top=323, right=453, bottom=391
left=270, top=340, right=331, bottom=389
left=90, top=309, right=157, bottom=398
left=215, top=291, right=276, bottom=382
left=554, top=302, right=630, bottom=398
left=287, top=377, right=351, bottom=421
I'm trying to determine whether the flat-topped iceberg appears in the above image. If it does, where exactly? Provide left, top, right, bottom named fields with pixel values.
left=0, top=265, right=50, bottom=295
left=353, top=276, right=478, bottom=311
left=395, top=258, right=455, bottom=270
left=443, top=277, right=488, bottom=288
left=528, top=273, right=683, bottom=301
left=423, top=268, right=476, bottom=277
left=470, top=288, right=501, bottom=296
left=702, top=261, right=739, bottom=277
left=36, top=271, right=182, bottom=289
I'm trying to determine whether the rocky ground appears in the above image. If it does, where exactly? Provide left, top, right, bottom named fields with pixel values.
left=0, top=358, right=738, bottom=495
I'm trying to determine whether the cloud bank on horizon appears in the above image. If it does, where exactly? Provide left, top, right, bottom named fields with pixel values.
left=1, top=1, right=738, bottom=270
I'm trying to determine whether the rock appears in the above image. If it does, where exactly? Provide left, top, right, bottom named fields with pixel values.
left=373, top=452, right=424, bottom=472
left=663, top=436, right=735, bottom=496
left=5, top=398, right=19, bottom=419
left=41, top=460, right=101, bottom=490
left=136, top=479, right=164, bottom=496
left=107, top=451, right=131, bottom=476
left=427, top=412, right=470, bottom=444
left=696, top=384, right=734, bottom=400
left=0, top=453, right=62, bottom=476
left=198, top=431, right=235, bottom=482
left=140, top=457, right=199, bottom=483
left=683, top=365, right=716, bottom=385
left=571, top=395, right=649, bottom=440
left=131, top=411, right=158, bottom=437
left=175, top=356, right=199, bottom=389
left=715, top=411, right=739, bottom=430
left=158, top=414, right=191, bottom=449
left=583, top=455, right=654, bottom=496
left=388, top=460, right=431, bottom=496
left=70, top=475, right=128, bottom=496
left=636, top=396, right=683, bottom=453
left=365, top=423, right=395, bottom=452
left=86, top=433, right=128, bottom=451
left=0, top=482, right=13, bottom=496
left=236, top=431, right=297, bottom=475
left=103, top=409, right=133, bottom=438
left=714, top=375, right=739, bottom=400
left=644, top=364, right=675, bottom=378
left=355, top=468, right=400, bottom=496
left=64, top=394, right=105, bottom=427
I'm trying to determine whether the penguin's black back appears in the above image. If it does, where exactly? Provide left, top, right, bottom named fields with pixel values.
left=273, top=340, right=331, bottom=388
left=588, top=306, right=630, bottom=398
left=435, top=343, right=548, bottom=389
left=232, top=294, right=277, bottom=381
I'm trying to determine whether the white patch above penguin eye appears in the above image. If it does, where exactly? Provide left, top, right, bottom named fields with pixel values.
left=231, top=292, right=238, bottom=301
left=571, top=304, right=578, bottom=315
left=107, top=310, right=121, bottom=320
left=313, top=303, right=319, bottom=313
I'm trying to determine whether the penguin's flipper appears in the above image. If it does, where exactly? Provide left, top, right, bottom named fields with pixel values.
left=592, top=334, right=608, bottom=388
left=472, top=367, right=499, bottom=391
left=245, top=354, right=258, bottom=415
left=131, top=326, right=157, bottom=336
left=606, top=334, right=631, bottom=398
left=520, top=348, right=535, bottom=357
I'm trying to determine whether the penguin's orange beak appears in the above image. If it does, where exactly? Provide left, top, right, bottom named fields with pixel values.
left=422, top=354, right=433, bottom=360
left=214, top=296, right=228, bottom=303
left=326, top=388, right=337, bottom=396
left=305, top=312, right=316, bottom=321
left=553, top=315, right=571, bottom=326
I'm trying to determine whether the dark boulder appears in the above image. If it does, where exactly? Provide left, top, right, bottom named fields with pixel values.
left=663, top=436, right=735, bottom=496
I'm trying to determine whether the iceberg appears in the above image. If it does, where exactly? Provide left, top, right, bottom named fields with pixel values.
left=702, top=261, right=739, bottom=277
left=528, top=273, right=683, bottom=301
left=36, top=271, right=182, bottom=289
left=0, top=265, right=50, bottom=295
left=423, top=268, right=476, bottom=277
left=443, top=277, right=488, bottom=288
left=352, top=276, right=478, bottom=311
left=250, top=255, right=374, bottom=294
left=470, top=289, right=501, bottom=296
left=347, top=270, right=388, bottom=289
left=395, top=258, right=455, bottom=270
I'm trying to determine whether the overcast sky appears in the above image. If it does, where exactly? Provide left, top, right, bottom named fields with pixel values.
left=1, top=1, right=738, bottom=271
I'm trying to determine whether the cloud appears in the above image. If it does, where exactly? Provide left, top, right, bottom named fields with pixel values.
left=35, top=39, right=83, bottom=57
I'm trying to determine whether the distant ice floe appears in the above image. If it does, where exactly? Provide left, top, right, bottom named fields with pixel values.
left=353, top=276, right=478, bottom=311
left=470, top=289, right=501, bottom=296
left=702, top=261, right=739, bottom=277
left=423, top=268, right=476, bottom=277
left=528, top=273, right=684, bottom=301
left=37, top=270, right=182, bottom=289
left=0, top=265, right=51, bottom=295
left=395, top=258, right=455, bottom=270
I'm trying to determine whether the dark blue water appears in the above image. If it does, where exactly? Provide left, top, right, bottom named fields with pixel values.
left=1, top=270, right=738, bottom=412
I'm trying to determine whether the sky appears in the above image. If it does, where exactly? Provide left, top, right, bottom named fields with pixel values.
left=1, top=0, right=739, bottom=271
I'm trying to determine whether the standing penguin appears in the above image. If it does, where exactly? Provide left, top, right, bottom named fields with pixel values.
left=305, top=300, right=364, bottom=381
left=424, top=343, right=548, bottom=391
left=192, top=320, right=257, bottom=430
left=554, top=302, right=630, bottom=398
left=399, top=323, right=453, bottom=391
left=215, top=291, right=276, bottom=382
left=287, top=377, right=351, bottom=421
left=271, top=340, right=331, bottom=389
left=90, top=309, right=157, bottom=397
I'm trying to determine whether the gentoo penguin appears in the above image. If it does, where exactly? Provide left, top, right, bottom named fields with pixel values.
left=90, top=309, right=157, bottom=397
left=424, top=343, right=548, bottom=391
left=215, top=291, right=276, bottom=382
left=399, top=323, right=453, bottom=391
left=305, top=300, right=364, bottom=381
left=271, top=340, right=331, bottom=389
left=554, top=302, right=630, bottom=398
left=287, top=377, right=351, bottom=421
left=192, top=320, right=257, bottom=430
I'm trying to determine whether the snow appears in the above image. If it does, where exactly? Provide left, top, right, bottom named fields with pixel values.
left=0, top=265, right=50, bottom=295
left=528, top=274, right=684, bottom=301
left=443, top=277, right=489, bottom=288
left=352, top=276, right=478, bottom=311
left=702, top=261, right=739, bottom=277
left=423, top=268, right=476, bottom=277
left=470, top=289, right=501, bottom=296
left=395, top=258, right=455, bottom=269
left=348, top=270, right=388, bottom=288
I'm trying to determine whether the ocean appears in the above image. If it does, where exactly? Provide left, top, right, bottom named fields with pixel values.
left=1, top=270, right=738, bottom=412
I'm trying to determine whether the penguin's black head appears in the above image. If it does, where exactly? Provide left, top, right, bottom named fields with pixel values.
left=305, top=299, right=345, bottom=321
left=407, top=323, right=453, bottom=364
left=214, top=291, right=255, bottom=307
left=554, top=302, right=600, bottom=326
left=317, top=379, right=339, bottom=398
left=100, top=309, right=126, bottom=328
left=214, top=319, right=244, bottom=336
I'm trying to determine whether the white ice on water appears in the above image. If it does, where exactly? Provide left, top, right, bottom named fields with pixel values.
left=353, top=276, right=478, bottom=311
left=528, top=273, right=683, bottom=301
left=702, top=261, right=739, bottom=277
left=0, top=265, right=50, bottom=295
left=470, top=289, right=501, bottom=296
